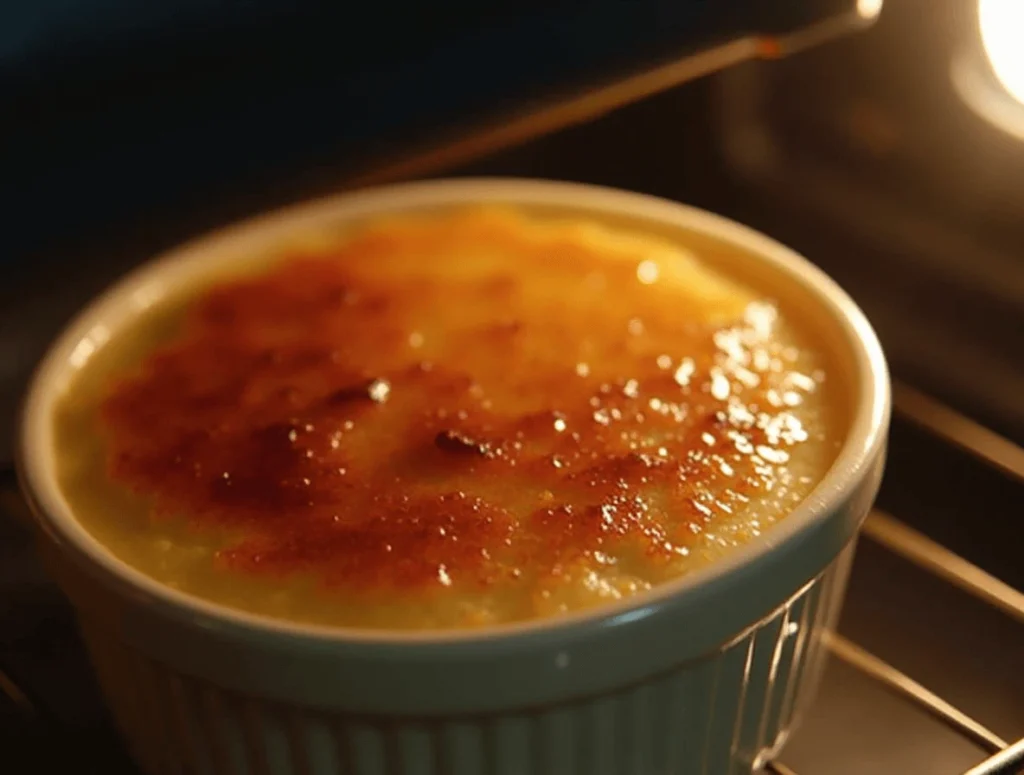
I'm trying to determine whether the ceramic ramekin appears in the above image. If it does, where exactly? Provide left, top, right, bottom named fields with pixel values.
left=17, top=179, right=889, bottom=775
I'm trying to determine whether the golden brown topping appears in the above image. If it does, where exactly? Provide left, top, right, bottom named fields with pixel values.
left=99, top=209, right=829, bottom=595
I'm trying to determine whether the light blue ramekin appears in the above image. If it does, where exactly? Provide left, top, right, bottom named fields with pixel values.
left=17, top=179, right=890, bottom=775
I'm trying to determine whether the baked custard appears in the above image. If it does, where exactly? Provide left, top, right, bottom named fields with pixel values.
left=54, top=208, right=845, bottom=630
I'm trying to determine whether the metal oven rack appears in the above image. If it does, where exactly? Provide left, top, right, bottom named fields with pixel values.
left=764, top=389, right=1024, bottom=775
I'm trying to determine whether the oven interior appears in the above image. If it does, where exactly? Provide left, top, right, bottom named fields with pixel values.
left=1, top=1, right=1022, bottom=773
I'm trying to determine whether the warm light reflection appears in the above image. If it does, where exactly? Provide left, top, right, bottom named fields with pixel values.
left=857, top=0, right=884, bottom=20
left=979, top=0, right=1024, bottom=105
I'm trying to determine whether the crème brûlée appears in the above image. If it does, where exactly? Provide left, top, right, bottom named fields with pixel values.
left=54, top=207, right=846, bottom=630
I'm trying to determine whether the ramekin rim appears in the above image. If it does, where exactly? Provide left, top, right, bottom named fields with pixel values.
left=16, top=177, right=890, bottom=650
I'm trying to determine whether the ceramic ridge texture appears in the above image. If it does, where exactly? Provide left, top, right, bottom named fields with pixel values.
left=17, top=179, right=890, bottom=775
left=81, top=544, right=855, bottom=775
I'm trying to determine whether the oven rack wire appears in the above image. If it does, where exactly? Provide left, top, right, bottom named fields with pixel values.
left=764, top=382, right=1024, bottom=775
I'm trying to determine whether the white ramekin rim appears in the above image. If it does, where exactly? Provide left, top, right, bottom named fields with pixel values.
left=17, top=178, right=890, bottom=654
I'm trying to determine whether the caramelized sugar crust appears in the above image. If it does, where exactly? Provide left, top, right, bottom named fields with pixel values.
left=98, top=209, right=833, bottom=613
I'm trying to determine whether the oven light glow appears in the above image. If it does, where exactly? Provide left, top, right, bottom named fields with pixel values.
left=979, top=0, right=1024, bottom=104
left=857, top=0, right=884, bottom=19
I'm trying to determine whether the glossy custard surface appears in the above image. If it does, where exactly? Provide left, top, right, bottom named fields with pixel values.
left=55, top=208, right=845, bottom=629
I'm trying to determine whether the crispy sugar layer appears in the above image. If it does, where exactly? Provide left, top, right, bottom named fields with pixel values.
left=55, top=208, right=844, bottom=629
